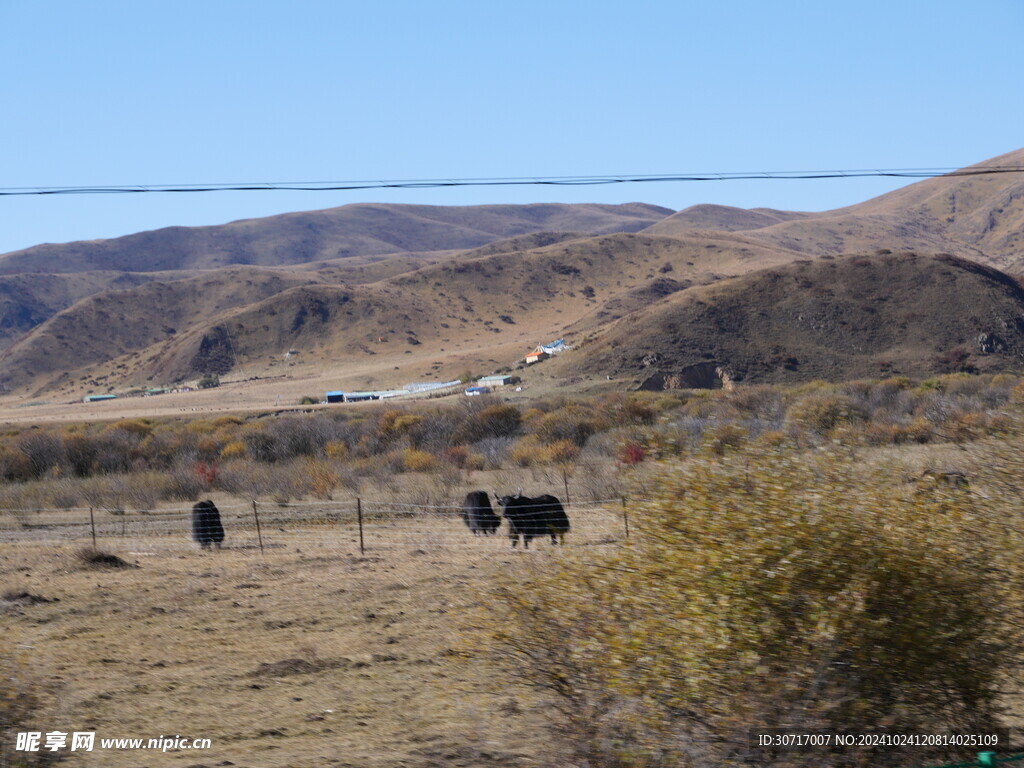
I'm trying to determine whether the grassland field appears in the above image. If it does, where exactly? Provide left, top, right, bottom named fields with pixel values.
left=1, top=468, right=634, bottom=768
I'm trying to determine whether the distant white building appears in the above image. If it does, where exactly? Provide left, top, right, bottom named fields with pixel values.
left=479, top=375, right=519, bottom=386
left=525, top=338, right=570, bottom=364
left=540, top=339, right=568, bottom=355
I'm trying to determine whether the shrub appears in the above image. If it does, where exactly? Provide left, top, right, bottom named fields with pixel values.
left=463, top=452, right=486, bottom=472
left=306, top=458, right=340, bottom=500
left=193, top=460, right=219, bottom=489
left=598, top=394, right=657, bottom=426
left=728, top=385, right=784, bottom=421
left=476, top=404, right=522, bottom=439
left=619, top=441, right=646, bottom=465
left=401, top=448, right=438, bottom=472
left=324, top=441, right=349, bottom=460
left=211, top=415, right=244, bottom=427
left=652, top=394, right=685, bottom=413
left=220, top=440, right=247, bottom=460
left=482, top=448, right=1018, bottom=767
left=509, top=437, right=543, bottom=467
left=0, top=444, right=32, bottom=482
left=532, top=404, right=607, bottom=447
left=110, top=418, right=153, bottom=437
left=786, top=393, right=868, bottom=434
left=377, top=410, right=424, bottom=444
left=443, top=443, right=468, bottom=465
left=12, top=431, right=65, bottom=479
left=472, top=437, right=515, bottom=470
left=164, top=460, right=208, bottom=500
left=703, top=423, right=747, bottom=455
left=541, top=439, right=581, bottom=466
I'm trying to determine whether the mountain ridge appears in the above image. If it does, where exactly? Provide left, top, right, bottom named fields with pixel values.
left=1, top=150, right=1023, bottom=402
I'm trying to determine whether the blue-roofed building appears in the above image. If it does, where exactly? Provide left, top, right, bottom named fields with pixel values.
left=83, top=394, right=117, bottom=403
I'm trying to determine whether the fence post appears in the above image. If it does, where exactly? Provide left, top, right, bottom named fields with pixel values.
left=357, top=497, right=365, bottom=554
left=622, top=496, right=630, bottom=541
left=251, top=500, right=265, bottom=555
left=89, top=507, right=96, bottom=548
left=562, top=468, right=571, bottom=509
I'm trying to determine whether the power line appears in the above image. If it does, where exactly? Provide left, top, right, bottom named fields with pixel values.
left=1, top=166, right=1022, bottom=197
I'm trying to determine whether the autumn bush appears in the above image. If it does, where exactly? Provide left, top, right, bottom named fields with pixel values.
left=471, top=403, right=523, bottom=440
left=618, top=441, right=646, bottom=466
left=0, top=375, right=1020, bottom=511
left=305, top=458, right=340, bottom=499
left=509, top=436, right=543, bottom=467
left=482, top=445, right=1020, bottom=767
left=786, top=392, right=868, bottom=434
left=532, top=404, right=608, bottom=446
left=401, top=448, right=439, bottom=472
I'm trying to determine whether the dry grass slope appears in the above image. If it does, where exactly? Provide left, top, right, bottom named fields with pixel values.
left=567, top=252, right=1024, bottom=385
left=0, top=202, right=673, bottom=274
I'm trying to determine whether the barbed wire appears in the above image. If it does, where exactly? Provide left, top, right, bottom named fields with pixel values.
left=0, top=496, right=633, bottom=517
left=0, top=496, right=634, bottom=549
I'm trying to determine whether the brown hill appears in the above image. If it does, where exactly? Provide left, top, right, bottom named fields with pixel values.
left=835, top=147, right=1024, bottom=268
left=0, top=202, right=673, bottom=274
left=644, top=204, right=812, bottom=234
left=0, top=230, right=806, bottom=393
left=645, top=148, right=1024, bottom=270
left=563, top=252, right=1024, bottom=386
left=0, top=252, right=452, bottom=363
left=0, top=270, right=194, bottom=353
left=0, top=267, right=329, bottom=391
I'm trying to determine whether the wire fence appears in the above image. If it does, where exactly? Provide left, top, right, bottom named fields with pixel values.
left=0, top=496, right=634, bottom=555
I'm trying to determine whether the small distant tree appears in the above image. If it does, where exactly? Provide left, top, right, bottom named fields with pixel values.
left=193, top=460, right=219, bottom=490
left=197, top=373, right=220, bottom=389
left=618, top=440, right=646, bottom=465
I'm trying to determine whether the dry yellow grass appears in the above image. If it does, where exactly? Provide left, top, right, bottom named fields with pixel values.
left=1, top=506, right=627, bottom=767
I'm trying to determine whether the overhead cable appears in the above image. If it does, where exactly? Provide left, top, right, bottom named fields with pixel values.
left=1, top=165, right=1022, bottom=197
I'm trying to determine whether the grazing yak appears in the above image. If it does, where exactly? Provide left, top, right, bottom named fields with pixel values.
left=192, top=499, right=225, bottom=550
left=461, top=490, right=501, bottom=536
left=494, top=491, right=570, bottom=549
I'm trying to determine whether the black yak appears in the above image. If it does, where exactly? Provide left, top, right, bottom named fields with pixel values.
left=494, top=492, right=570, bottom=549
left=461, top=490, right=501, bottom=535
left=192, top=499, right=225, bottom=550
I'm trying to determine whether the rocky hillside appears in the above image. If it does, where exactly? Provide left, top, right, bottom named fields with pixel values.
left=563, top=252, right=1024, bottom=386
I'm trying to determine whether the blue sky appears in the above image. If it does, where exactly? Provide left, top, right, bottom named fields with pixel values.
left=1, top=0, right=1022, bottom=255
